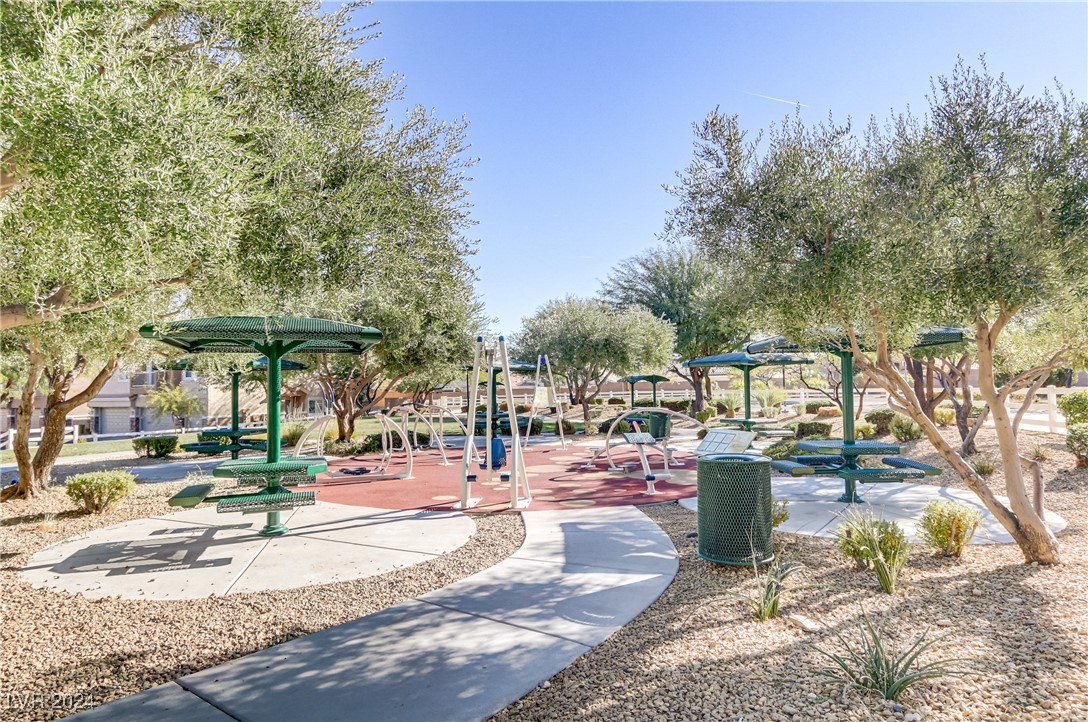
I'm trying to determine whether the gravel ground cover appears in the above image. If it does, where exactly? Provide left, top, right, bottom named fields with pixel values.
left=495, top=425, right=1088, bottom=722
left=0, top=480, right=524, bottom=722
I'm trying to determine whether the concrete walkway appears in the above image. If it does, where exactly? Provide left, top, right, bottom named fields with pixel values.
left=68, top=506, right=678, bottom=722
left=679, top=477, right=1068, bottom=544
left=23, top=502, right=475, bottom=599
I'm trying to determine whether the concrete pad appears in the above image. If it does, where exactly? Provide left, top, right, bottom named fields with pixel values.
left=678, top=477, right=1068, bottom=545
left=521, top=506, right=665, bottom=534
left=21, top=502, right=474, bottom=600
left=178, top=599, right=589, bottom=722
left=419, top=558, right=672, bottom=646
left=65, top=682, right=233, bottom=722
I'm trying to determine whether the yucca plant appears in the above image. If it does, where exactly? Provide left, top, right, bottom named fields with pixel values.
left=736, top=558, right=804, bottom=621
left=834, top=508, right=909, bottom=594
left=753, top=388, right=788, bottom=418
left=816, top=614, right=962, bottom=701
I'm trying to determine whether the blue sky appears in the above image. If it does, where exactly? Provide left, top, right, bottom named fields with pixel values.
left=349, top=1, right=1088, bottom=335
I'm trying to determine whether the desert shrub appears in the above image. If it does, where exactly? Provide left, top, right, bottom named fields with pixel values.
left=864, top=408, right=896, bottom=435
left=805, top=400, right=835, bottom=414
left=633, top=398, right=655, bottom=408
left=598, top=418, right=632, bottom=434
left=855, top=422, right=877, bottom=440
left=934, top=407, right=956, bottom=427
left=918, top=500, right=983, bottom=558
left=514, top=403, right=532, bottom=414
left=764, top=439, right=800, bottom=461
left=694, top=409, right=714, bottom=423
left=972, top=455, right=997, bottom=477
left=733, top=559, right=803, bottom=621
left=280, top=422, right=307, bottom=447
left=753, top=388, right=788, bottom=418
left=835, top=509, right=909, bottom=594
left=795, top=421, right=832, bottom=439
left=816, top=614, right=961, bottom=701
left=661, top=399, right=692, bottom=413
left=890, top=415, right=923, bottom=442
left=607, top=397, right=625, bottom=405
left=591, top=397, right=607, bottom=405
left=816, top=406, right=843, bottom=418
left=1066, top=424, right=1088, bottom=466
left=715, top=392, right=742, bottom=416
left=132, top=435, right=178, bottom=458
left=1057, top=391, right=1088, bottom=425
left=66, top=471, right=136, bottom=514
left=772, top=497, right=790, bottom=529
left=560, top=419, right=578, bottom=435
left=476, top=405, right=486, bottom=412
left=1028, top=445, right=1049, bottom=461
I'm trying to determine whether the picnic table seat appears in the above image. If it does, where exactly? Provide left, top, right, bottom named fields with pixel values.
left=168, top=484, right=215, bottom=508
left=792, top=454, right=845, bottom=466
left=216, top=490, right=316, bottom=514
left=837, top=467, right=925, bottom=484
left=181, top=441, right=233, bottom=456
left=770, top=459, right=816, bottom=476
left=755, top=428, right=795, bottom=438
left=882, top=457, right=942, bottom=476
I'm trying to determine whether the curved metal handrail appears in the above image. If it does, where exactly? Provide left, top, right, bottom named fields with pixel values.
left=375, top=412, right=414, bottom=479
left=600, top=407, right=709, bottom=470
left=409, top=403, right=482, bottom=462
left=291, top=415, right=334, bottom=458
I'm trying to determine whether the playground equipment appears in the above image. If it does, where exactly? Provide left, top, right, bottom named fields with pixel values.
left=456, top=337, right=531, bottom=510
left=520, top=354, right=568, bottom=448
left=587, top=408, right=709, bottom=473
left=291, top=414, right=334, bottom=457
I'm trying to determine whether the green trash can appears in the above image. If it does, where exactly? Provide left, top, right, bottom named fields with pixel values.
left=646, top=411, right=671, bottom=440
left=696, top=453, right=774, bottom=566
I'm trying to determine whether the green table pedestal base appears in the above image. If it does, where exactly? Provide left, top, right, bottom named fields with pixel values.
left=838, top=479, right=863, bottom=505
left=260, top=512, right=289, bottom=537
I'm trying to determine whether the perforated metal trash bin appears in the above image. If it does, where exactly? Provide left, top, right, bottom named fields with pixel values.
left=696, top=453, right=774, bottom=566
left=646, top=411, right=671, bottom=440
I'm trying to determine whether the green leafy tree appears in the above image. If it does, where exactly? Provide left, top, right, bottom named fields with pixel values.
left=600, top=245, right=749, bottom=412
left=667, top=60, right=1087, bottom=563
left=1, top=1, right=474, bottom=497
left=513, top=297, right=675, bottom=427
left=146, top=384, right=204, bottom=431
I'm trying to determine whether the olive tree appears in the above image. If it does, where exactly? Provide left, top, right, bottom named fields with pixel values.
left=667, top=60, right=1087, bottom=563
left=600, top=245, right=749, bottom=412
left=1, top=1, right=476, bottom=497
left=147, top=384, right=204, bottom=432
left=513, top=297, right=675, bottom=427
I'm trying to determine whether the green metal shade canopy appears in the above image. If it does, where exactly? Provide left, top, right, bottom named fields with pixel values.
left=140, top=317, right=381, bottom=465
left=684, top=352, right=813, bottom=419
left=624, top=374, right=669, bottom=406
left=466, top=359, right=539, bottom=412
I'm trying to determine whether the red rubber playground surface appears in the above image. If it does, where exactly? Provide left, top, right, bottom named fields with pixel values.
left=313, top=443, right=699, bottom=512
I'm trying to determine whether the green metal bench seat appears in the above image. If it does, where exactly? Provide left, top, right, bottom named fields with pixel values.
left=217, top=490, right=316, bottom=514
left=181, top=441, right=233, bottom=455
left=168, top=484, right=215, bottom=508
left=882, top=457, right=942, bottom=476
left=756, top=428, right=795, bottom=438
left=771, top=459, right=816, bottom=476
left=837, top=467, right=925, bottom=483
left=792, top=454, right=844, bottom=466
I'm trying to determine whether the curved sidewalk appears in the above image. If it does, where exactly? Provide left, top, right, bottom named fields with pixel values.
left=68, top=505, right=678, bottom=722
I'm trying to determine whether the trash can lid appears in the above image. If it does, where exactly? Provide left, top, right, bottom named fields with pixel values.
left=699, top=453, right=771, bottom=463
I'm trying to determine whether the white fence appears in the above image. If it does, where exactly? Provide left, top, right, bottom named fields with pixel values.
left=1, top=425, right=81, bottom=451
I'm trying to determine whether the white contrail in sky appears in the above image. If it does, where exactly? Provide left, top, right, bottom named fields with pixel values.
left=745, top=92, right=809, bottom=108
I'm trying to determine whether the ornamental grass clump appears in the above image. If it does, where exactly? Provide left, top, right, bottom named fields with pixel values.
left=918, top=500, right=983, bottom=558
left=735, top=558, right=804, bottom=621
left=816, top=613, right=962, bottom=701
left=66, top=471, right=136, bottom=514
left=835, top=509, right=909, bottom=594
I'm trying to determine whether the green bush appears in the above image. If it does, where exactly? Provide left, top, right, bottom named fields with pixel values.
left=607, top=397, right=626, bottom=405
left=1067, top=424, right=1088, bottom=466
left=132, top=435, right=178, bottom=458
left=805, top=400, right=835, bottom=414
left=280, top=422, right=307, bottom=447
left=855, top=422, right=877, bottom=440
left=633, top=398, right=655, bottom=408
left=661, top=399, right=692, bottom=413
left=1057, top=391, right=1088, bottom=425
left=972, top=455, right=997, bottom=477
left=694, top=409, right=714, bottom=423
left=890, top=415, right=923, bottom=442
left=514, top=403, right=532, bottom=414
left=764, top=439, right=800, bottom=461
left=835, top=509, right=909, bottom=594
left=591, top=397, right=607, bottom=405
left=560, top=419, right=578, bottom=435
left=66, top=471, right=136, bottom=514
left=795, top=421, right=832, bottom=439
left=918, top=500, right=983, bottom=558
left=934, top=407, right=956, bottom=427
left=772, top=497, right=790, bottom=529
left=864, top=408, right=896, bottom=435
left=598, top=418, right=632, bottom=434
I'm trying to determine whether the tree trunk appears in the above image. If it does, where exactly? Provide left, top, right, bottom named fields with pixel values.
left=690, top=367, right=705, bottom=413
left=7, top=342, right=46, bottom=500
left=704, top=371, right=713, bottom=403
